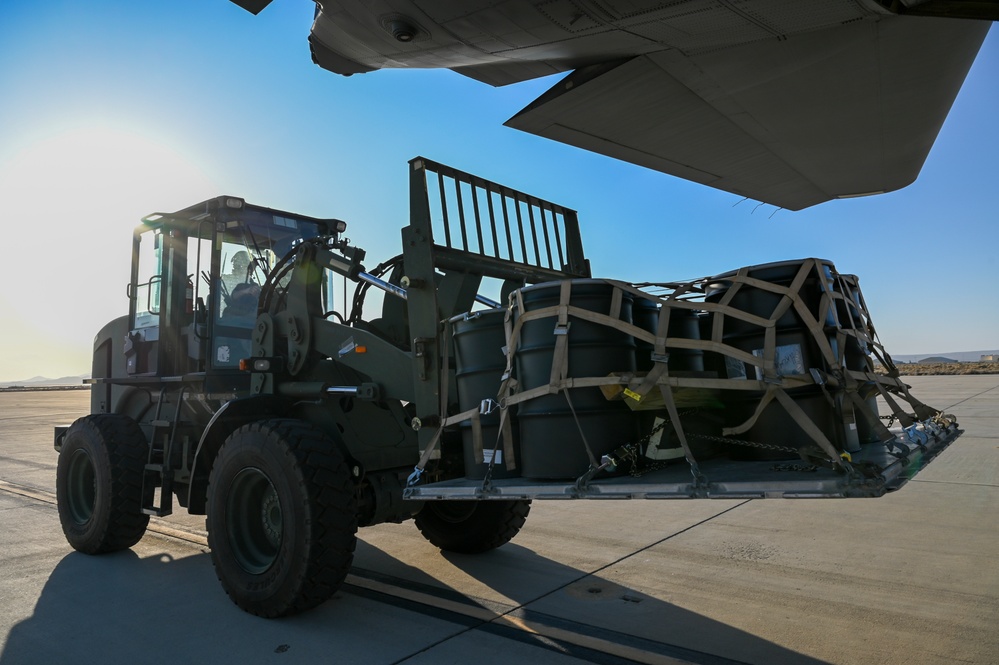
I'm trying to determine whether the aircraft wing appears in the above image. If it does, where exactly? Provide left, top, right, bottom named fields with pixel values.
left=506, top=17, right=990, bottom=210
left=231, top=1, right=993, bottom=210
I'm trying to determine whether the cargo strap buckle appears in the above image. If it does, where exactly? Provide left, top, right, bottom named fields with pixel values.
left=479, top=398, right=500, bottom=415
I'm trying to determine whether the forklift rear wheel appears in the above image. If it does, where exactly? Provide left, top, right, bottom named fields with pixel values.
left=56, top=414, right=150, bottom=554
left=415, top=499, right=531, bottom=553
left=207, top=419, right=357, bottom=617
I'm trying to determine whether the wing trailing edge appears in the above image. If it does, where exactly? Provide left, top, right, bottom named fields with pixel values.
left=506, top=17, right=989, bottom=210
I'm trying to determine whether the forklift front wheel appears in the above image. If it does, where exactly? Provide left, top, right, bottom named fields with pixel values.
left=206, top=419, right=357, bottom=617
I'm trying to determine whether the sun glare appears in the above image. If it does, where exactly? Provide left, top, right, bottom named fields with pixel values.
left=2, top=126, right=215, bottom=218
left=0, top=126, right=217, bottom=381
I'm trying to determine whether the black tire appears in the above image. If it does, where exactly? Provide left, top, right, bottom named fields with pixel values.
left=415, top=500, right=531, bottom=554
left=56, top=414, right=150, bottom=554
left=206, top=419, right=357, bottom=617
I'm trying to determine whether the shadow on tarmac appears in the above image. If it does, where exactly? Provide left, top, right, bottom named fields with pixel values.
left=1, top=537, right=830, bottom=665
left=354, top=538, right=831, bottom=665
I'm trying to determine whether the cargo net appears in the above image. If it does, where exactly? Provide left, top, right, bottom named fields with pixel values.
left=437, top=258, right=959, bottom=485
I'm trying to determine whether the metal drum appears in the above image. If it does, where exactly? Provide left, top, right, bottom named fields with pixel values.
left=837, top=274, right=871, bottom=373
left=632, top=299, right=704, bottom=373
left=704, top=259, right=836, bottom=380
left=705, top=259, right=839, bottom=459
left=706, top=258, right=836, bottom=333
left=726, top=387, right=838, bottom=460
left=452, top=309, right=520, bottom=479
left=513, top=280, right=639, bottom=479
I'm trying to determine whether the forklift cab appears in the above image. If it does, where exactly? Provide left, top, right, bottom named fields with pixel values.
left=123, top=196, right=343, bottom=394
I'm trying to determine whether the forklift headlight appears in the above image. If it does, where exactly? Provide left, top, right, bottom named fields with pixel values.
left=225, top=197, right=245, bottom=209
left=239, top=358, right=271, bottom=372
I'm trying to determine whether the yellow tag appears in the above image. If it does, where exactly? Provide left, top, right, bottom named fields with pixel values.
left=840, top=452, right=852, bottom=462
left=623, top=388, right=643, bottom=402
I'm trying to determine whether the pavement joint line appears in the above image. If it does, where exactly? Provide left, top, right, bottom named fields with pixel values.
left=936, top=382, right=999, bottom=411
left=0, top=477, right=737, bottom=663
left=0, top=478, right=209, bottom=546
left=373, top=582, right=714, bottom=665
left=348, top=568, right=750, bottom=665
left=353, top=574, right=724, bottom=665
left=0, top=454, right=64, bottom=473
left=912, top=479, right=999, bottom=489
left=0, top=477, right=754, bottom=622
left=0, top=478, right=732, bottom=665
left=390, top=500, right=754, bottom=665
left=0, top=479, right=57, bottom=504
left=535, top=500, right=755, bottom=599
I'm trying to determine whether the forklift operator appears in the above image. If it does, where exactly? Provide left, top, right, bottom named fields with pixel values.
left=223, top=251, right=252, bottom=289
left=221, top=250, right=258, bottom=310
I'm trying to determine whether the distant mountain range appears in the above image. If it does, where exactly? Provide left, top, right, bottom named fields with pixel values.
left=886, top=350, right=999, bottom=364
left=0, top=374, right=89, bottom=388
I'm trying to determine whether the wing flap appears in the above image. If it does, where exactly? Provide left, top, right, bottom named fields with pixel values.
left=506, top=17, right=990, bottom=210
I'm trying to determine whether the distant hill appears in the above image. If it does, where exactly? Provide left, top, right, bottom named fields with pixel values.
left=0, top=374, right=89, bottom=388
left=918, top=356, right=957, bottom=364
left=890, top=350, right=999, bottom=364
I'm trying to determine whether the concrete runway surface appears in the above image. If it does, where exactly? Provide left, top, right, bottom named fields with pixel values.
left=0, top=376, right=996, bottom=665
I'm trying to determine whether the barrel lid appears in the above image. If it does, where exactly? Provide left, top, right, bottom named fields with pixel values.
left=516, top=277, right=618, bottom=296
left=707, top=258, right=835, bottom=286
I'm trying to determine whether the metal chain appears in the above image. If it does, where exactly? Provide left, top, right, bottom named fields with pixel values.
left=617, top=412, right=827, bottom=477
left=770, top=463, right=819, bottom=473
left=627, top=417, right=673, bottom=477
left=687, top=432, right=799, bottom=455
left=880, top=413, right=923, bottom=426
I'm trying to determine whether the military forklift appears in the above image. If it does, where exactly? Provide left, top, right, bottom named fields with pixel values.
left=54, top=157, right=961, bottom=617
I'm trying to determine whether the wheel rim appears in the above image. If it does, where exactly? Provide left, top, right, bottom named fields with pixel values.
left=226, top=468, right=282, bottom=574
left=66, top=448, right=97, bottom=525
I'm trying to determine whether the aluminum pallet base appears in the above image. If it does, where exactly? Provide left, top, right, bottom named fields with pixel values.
left=404, top=421, right=961, bottom=501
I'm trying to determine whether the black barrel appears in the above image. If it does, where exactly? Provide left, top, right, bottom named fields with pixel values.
left=835, top=274, right=864, bottom=329
left=726, top=387, right=837, bottom=460
left=452, top=309, right=520, bottom=479
left=705, top=259, right=836, bottom=335
left=705, top=259, right=837, bottom=380
left=837, top=275, right=871, bottom=373
left=513, top=280, right=639, bottom=479
left=632, top=297, right=659, bottom=372
left=705, top=260, right=839, bottom=459
left=633, top=300, right=704, bottom=373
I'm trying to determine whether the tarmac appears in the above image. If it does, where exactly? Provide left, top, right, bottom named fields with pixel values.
left=0, top=375, right=996, bottom=665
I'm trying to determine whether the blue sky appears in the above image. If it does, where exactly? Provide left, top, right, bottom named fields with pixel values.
left=0, top=1, right=995, bottom=381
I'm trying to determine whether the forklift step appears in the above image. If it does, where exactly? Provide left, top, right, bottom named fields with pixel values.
left=141, top=464, right=173, bottom=517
